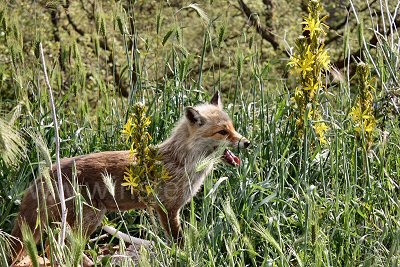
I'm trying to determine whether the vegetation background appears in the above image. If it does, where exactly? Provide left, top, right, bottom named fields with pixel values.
left=0, top=0, right=399, bottom=266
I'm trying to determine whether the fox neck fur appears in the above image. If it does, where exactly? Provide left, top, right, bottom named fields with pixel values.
left=158, top=109, right=218, bottom=207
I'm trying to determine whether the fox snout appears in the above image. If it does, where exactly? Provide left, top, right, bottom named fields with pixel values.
left=231, top=131, right=250, bottom=149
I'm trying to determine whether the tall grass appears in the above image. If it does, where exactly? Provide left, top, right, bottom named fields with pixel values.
left=0, top=0, right=399, bottom=266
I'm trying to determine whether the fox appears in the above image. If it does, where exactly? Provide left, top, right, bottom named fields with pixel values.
left=10, top=91, right=250, bottom=265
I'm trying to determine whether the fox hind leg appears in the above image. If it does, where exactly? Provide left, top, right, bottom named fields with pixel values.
left=10, top=179, right=54, bottom=263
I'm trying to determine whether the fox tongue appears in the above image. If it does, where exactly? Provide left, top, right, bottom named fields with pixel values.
left=223, top=149, right=240, bottom=166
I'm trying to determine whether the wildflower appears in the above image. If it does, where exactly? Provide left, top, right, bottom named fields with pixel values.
left=304, top=79, right=319, bottom=94
left=362, top=120, right=375, bottom=133
left=318, top=49, right=330, bottom=70
left=349, top=105, right=361, bottom=121
left=121, top=103, right=170, bottom=204
left=314, top=122, right=328, bottom=144
left=145, top=185, right=152, bottom=195
left=350, top=62, right=376, bottom=148
left=122, top=168, right=138, bottom=194
left=301, top=13, right=328, bottom=39
left=122, top=118, right=133, bottom=143
left=294, top=87, right=303, bottom=96
left=287, top=0, right=330, bottom=145
left=288, top=54, right=300, bottom=73
left=299, top=47, right=315, bottom=78
left=302, top=16, right=320, bottom=39
left=307, top=106, right=314, bottom=119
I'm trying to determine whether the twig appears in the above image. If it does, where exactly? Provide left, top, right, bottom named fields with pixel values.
left=89, top=234, right=109, bottom=243
left=39, top=43, right=68, bottom=248
left=102, top=225, right=153, bottom=247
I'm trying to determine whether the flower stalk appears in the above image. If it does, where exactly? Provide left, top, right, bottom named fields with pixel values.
left=288, top=0, right=330, bottom=144
left=349, top=62, right=376, bottom=148
left=122, top=103, right=169, bottom=204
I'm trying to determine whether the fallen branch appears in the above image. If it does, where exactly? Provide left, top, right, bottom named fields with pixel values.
left=102, top=225, right=153, bottom=247
left=89, top=234, right=109, bottom=243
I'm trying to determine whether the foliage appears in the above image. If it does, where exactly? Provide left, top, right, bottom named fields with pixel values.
left=0, top=117, right=26, bottom=168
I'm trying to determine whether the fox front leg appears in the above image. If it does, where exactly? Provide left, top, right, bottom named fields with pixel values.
left=156, top=206, right=183, bottom=246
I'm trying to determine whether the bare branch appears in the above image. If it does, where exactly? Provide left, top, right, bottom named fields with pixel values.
left=329, top=0, right=378, bottom=31
left=325, top=0, right=379, bottom=46
left=333, top=16, right=400, bottom=72
left=39, top=42, right=67, bottom=249
left=102, top=225, right=153, bottom=247
left=79, top=0, right=94, bottom=20
left=237, top=0, right=280, bottom=50
left=262, top=0, right=274, bottom=29
left=63, top=0, right=85, bottom=36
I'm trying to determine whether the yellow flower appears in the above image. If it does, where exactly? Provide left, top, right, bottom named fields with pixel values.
left=314, top=122, right=328, bottom=133
left=288, top=54, right=300, bottom=73
left=145, top=185, right=152, bottom=195
left=362, top=119, right=375, bottom=133
left=302, top=14, right=328, bottom=39
left=314, top=122, right=328, bottom=144
left=302, top=16, right=320, bottom=39
left=318, top=49, right=330, bottom=70
left=122, top=169, right=139, bottom=194
left=122, top=118, right=133, bottom=143
left=298, top=47, right=315, bottom=78
left=349, top=105, right=361, bottom=121
left=307, top=106, right=314, bottom=119
left=304, top=79, right=319, bottom=94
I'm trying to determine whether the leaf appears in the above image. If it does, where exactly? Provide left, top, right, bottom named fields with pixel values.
left=156, top=13, right=162, bottom=35
left=217, top=24, right=226, bottom=47
left=116, top=16, right=124, bottom=35
left=205, top=176, right=228, bottom=198
left=162, top=29, right=175, bottom=46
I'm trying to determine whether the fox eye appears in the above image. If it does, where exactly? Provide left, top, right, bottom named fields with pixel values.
left=217, top=130, right=228, bottom=136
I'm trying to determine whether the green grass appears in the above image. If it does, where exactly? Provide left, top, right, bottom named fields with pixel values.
left=0, top=0, right=399, bottom=266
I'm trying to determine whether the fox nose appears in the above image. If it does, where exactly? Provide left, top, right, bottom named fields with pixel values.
left=239, top=138, right=250, bottom=148
left=243, top=140, right=250, bottom=148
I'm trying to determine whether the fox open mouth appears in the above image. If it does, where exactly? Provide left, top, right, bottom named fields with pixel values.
left=223, top=148, right=240, bottom=166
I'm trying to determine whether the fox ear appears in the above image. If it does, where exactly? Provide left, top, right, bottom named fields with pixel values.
left=210, top=91, right=223, bottom=109
left=185, top=107, right=206, bottom=126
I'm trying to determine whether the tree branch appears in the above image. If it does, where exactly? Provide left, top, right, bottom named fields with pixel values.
left=50, top=9, right=66, bottom=72
left=262, top=0, right=274, bottom=29
left=79, top=0, right=94, bottom=20
left=237, top=0, right=280, bottom=51
left=61, top=0, right=129, bottom=97
left=333, top=16, right=400, bottom=72
left=329, top=0, right=378, bottom=31
left=325, top=0, right=378, bottom=46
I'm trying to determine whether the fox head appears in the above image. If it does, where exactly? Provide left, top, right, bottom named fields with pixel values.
left=184, top=91, right=250, bottom=165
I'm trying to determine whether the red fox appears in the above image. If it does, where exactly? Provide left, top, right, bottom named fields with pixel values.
left=10, top=91, right=250, bottom=263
